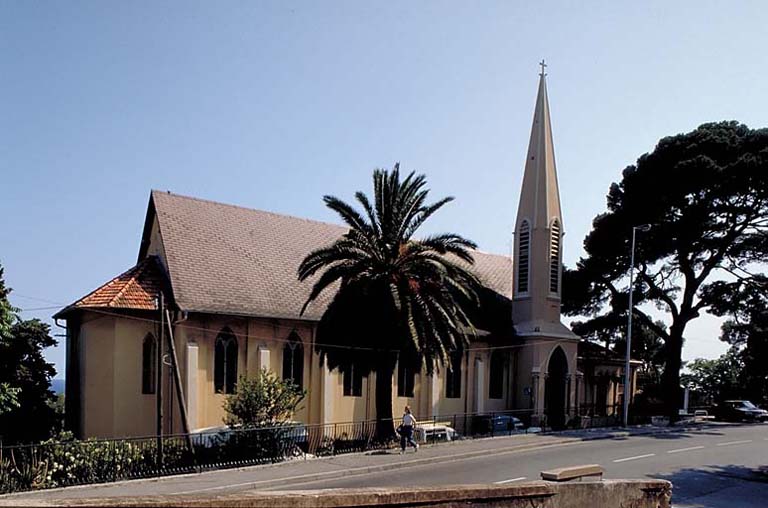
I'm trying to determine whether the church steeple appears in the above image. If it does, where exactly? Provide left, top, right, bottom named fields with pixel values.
left=517, top=62, right=563, bottom=231
left=512, top=63, right=569, bottom=334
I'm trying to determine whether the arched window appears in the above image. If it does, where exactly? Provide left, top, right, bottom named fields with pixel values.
left=517, top=220, right=531, bottom=294
left=343, top=364, right=363, bottom=397
left=214, top=328, right=238, bottom=394
left=397, top=360, right=415, bottom=398
left=549, top=220, right=561, bottom=293
left=488, top=350, right=504, bottom=399
left=141, top=333, right=156, bottom=394
left=282, top=334, right=304, bottom=389
left=446, top=351, right=462, bottom=398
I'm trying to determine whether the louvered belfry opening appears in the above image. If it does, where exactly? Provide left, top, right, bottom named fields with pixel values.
left=517, top=220, right=531, bottom=294
left=549, top=220, right=561, bottom=293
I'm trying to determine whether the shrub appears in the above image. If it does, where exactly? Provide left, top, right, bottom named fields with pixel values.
left=223, top=369, right=306, bottom=428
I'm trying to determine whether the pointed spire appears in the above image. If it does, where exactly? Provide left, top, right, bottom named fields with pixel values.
left=515, top=64, right=562, bottom=230
left=512, top=63, right=571, bottom=334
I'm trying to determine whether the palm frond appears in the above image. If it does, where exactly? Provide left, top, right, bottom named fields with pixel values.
left=298, top=164, right=481, bottom=376
left=323, top=195, right=376, bottom=239
left=405, top=197, right=454, bottom=238
left=300, top=261, right=369, bottom=315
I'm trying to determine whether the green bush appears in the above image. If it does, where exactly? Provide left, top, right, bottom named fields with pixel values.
left=223, top=369, right=306, bottom=428
left=0, top=432, right=193, bottom=493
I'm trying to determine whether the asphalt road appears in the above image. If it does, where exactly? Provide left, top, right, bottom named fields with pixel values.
left=271, top=424, right=768, bottom=507
left=3, top=424, right=767, bottom=507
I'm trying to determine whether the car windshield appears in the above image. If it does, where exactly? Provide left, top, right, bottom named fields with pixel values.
left=740, top=401, right=757, bottom=409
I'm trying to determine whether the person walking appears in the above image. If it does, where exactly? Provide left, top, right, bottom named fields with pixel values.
left=399, top=405, right=419, bottom=454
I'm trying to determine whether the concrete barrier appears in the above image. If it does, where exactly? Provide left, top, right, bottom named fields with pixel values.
left=540, top=464, right=604, bottom=481
left=35, top=480, right=671, bottom=507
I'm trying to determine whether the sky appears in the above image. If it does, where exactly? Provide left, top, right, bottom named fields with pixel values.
left=2, top=1, right=767, bottom=379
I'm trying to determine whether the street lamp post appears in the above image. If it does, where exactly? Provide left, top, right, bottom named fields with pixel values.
left=623, top=224, right=651, bottom=427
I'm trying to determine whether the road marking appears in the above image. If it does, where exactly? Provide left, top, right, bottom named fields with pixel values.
left=495, top=477, right=527, bottom=484
left=667, top=446, right=705, bottom=454
left=613, top=453, right=655, bottom=463
left=716, top=440, right=752, bottom=447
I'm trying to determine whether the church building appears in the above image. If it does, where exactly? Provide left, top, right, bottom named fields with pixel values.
left=55, top=69, right=638, bottom=439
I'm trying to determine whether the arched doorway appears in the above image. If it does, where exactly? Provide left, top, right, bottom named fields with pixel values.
left=545, top=347, right=568, bottom=430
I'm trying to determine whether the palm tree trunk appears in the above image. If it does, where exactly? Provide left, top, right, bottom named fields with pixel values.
left=374, top=360, right=396, bottom=441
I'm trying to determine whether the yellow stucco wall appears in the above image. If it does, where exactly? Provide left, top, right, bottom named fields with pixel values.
left=112, top=317, right=159, bottom=437
left=78, top=312, right=162, bottom=438
left=80, top=316, right=115, bottom=438
left=75, top=308, right=624, bottom=439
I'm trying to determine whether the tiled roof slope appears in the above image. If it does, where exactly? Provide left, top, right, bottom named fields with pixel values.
left=151, top=191, right=513, bottom=322
left=54, top=256, right=169, bottom=318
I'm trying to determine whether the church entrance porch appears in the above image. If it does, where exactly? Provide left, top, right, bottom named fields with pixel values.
left=544, top=346, right=568, bottom=430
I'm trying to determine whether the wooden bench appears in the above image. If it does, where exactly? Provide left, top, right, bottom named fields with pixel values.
left=540, top=464, right=604, bottom=482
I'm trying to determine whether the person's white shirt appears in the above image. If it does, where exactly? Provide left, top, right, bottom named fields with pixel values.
left=402, top=413, right=416, bottom=427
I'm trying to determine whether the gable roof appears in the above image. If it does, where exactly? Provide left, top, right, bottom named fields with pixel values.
left=143, top=190, right=513, bottom=322
left=54, top=256, right=169, bottom=318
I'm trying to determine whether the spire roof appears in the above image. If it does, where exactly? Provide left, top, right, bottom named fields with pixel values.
left=515, top=68, right=563, bottom=230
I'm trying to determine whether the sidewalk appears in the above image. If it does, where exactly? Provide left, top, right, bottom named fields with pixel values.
left=0, top=422, right=729, bottom=504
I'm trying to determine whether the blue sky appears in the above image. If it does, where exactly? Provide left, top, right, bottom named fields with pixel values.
left=2, top=1, right=766, bottom=378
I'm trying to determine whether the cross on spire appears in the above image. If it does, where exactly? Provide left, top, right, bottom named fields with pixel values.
left=539, top=59, right=547, bottom=77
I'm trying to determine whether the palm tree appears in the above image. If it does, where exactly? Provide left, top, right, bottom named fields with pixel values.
left=298, top=164, right=482, bottom=438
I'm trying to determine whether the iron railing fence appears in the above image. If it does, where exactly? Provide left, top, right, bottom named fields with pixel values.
left=0, top=407, right=634, bottom=494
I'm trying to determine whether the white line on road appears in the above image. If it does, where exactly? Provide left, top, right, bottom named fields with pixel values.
left=667, top=446, right=705, bottom=454
left=716, top=440, right=752, bottom=447
left=494, top=477, right=527, bottom=484
left=613, top=453, right=656, bottom=463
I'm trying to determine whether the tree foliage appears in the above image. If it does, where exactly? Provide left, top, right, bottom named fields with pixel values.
left=223, top=370, right=306, bottom=429
left=704, top=275, right=768, bottom=404
left=681, top=348, right=744, bottom=404
left=0, top=263, right=58, bottom=443
left=0, top=383, right=20, bottom=416
left=297, top=165, right=481, bottom=436
left=564, top=122, right=768, bottom=416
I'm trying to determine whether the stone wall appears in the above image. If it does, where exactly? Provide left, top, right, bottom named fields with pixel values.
left=51, top=480, right=671, bottom=507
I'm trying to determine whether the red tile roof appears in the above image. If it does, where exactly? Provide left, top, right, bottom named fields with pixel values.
left=54, top=256, right=169, bottom=318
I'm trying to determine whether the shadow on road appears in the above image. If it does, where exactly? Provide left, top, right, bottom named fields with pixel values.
left=641, top=430, right=726, bottom=440
left=651, top=464, right=768, bottom=508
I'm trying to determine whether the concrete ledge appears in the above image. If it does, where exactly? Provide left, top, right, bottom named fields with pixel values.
left=540, top=464, right=603, bottom=481
left=19, top=480, right=671, bottom=508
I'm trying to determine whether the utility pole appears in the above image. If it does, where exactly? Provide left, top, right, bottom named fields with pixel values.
left=623, top=224, right=651, bottom=427
left=156, top=293, right=165, bottom=467
left=164, top=308, right=194, bottom=453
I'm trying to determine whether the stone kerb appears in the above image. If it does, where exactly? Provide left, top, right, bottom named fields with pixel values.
left=27, top=480, right=671, bottom=508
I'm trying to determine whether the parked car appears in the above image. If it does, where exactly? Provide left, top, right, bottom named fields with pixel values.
left=471, top=414, right=525, bottom=435
left=715, top=400, right=768, bottom=422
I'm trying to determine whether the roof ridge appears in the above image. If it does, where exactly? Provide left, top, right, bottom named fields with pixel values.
left=151, top=190, right=347, bottom=231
